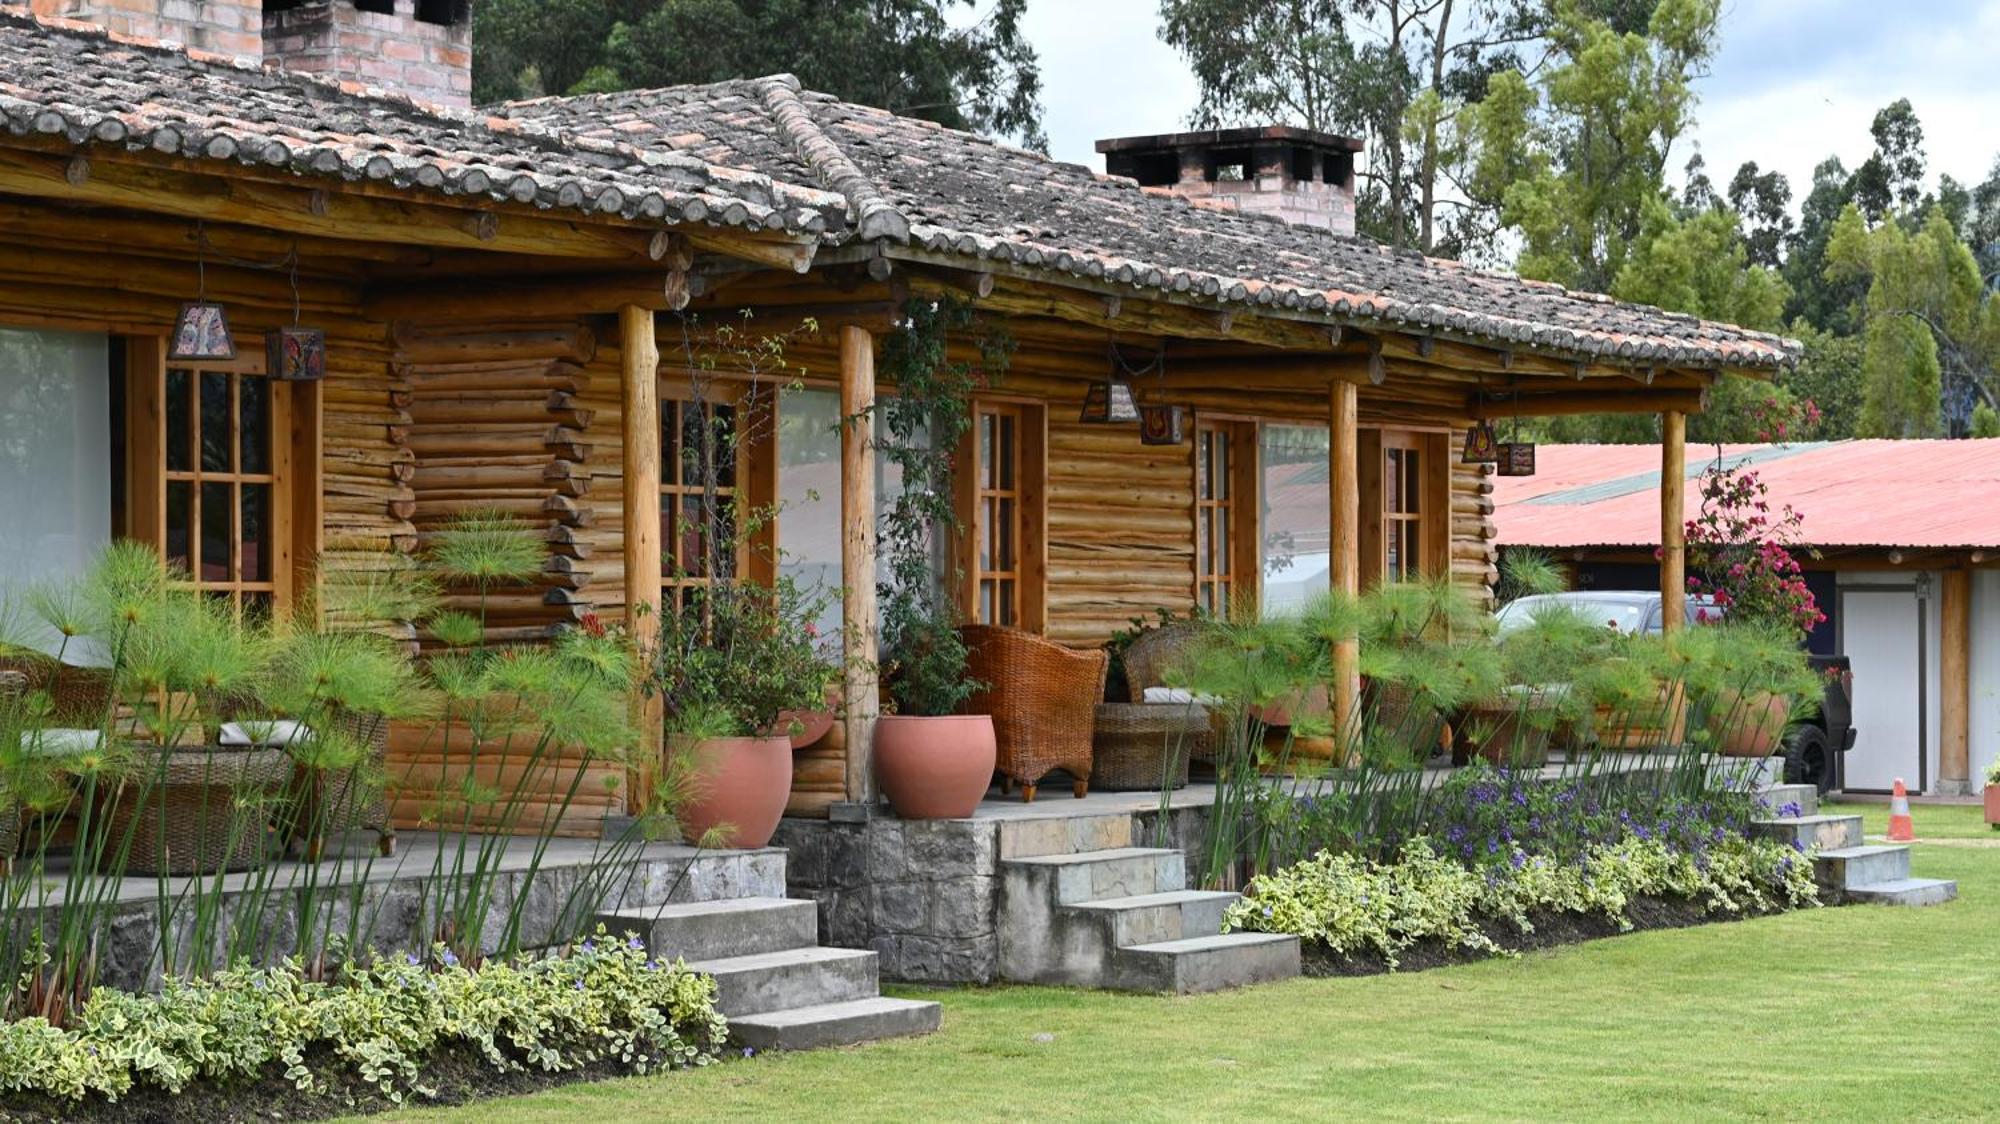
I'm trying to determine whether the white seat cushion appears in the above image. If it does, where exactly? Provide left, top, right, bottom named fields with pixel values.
left=20, top=728, right=104, bottom=755
left=220, top=720, right=312, bottom=748
left=1141, top=687, right=1221, bottom=706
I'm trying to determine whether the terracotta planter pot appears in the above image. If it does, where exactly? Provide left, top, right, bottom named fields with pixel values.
left=1984, top=786, right=2000, bottom=828
left=1461, top=704, right=1554, bottom=769
left=675, top=735, right=793, bottom=849
left=1592, top=683, right=1689, bottom=751
left=1251, top=684, right=1329, bottom=728
left=770, top=708, right=837, bottom=750
left=874, top=714, right=996, bottom=820
left=1707, top=690, right=1791, bottom=758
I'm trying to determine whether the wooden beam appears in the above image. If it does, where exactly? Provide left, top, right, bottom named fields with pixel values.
left=1942, top=567, right=1971, bottom=790
left=364, top=271, right=691, bottom=321
left=1330, top=379, right=1360, bottom=745
left=620, top=304, right=662, bottom=813
left=1152, top=351, right=1369, bottom=388
left=840, top=324, right=881, bottom=804
left=1475, top=387, right=1709, bottom=419
left=0, top=147, right=669, bottom=260
left=1660, top=410, right=1686, bottom=633
left=685, top=229, right=816, bottom=273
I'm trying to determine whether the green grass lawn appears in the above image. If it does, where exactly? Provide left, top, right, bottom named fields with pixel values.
left=369, top=802, right=2000, bottom=1123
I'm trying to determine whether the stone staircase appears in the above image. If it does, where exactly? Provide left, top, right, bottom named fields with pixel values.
left=997, top=813, right=1300, bottom=992
left=596, top=857, right=940, bottom=1051
left=1750, top=783, right=1957, bottom=907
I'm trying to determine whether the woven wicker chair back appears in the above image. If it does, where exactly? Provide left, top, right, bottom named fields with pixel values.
left=1120, top=623, right=1203, bottom=699
left=960, top=625, right=1108, bottom=789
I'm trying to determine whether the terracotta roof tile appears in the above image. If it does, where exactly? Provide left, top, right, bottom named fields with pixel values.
left=0, top=9, right=842, bottom=236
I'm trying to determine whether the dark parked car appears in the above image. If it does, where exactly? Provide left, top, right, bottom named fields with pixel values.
left=1494, top=591, right=1854, bottom=793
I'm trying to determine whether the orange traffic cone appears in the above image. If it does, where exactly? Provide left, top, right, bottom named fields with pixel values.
left=1887, top=778, right=1916, bottom=842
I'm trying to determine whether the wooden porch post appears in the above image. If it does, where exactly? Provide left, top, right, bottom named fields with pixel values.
left=1660, top=411, right=1686, bottom=633
left=1329, top=380, right=1360, bottom=740
left=840, top=325, right=881, bottom=804
left=1941, top=567, right=1971, bottom=792
left=620, top=305, right=662, bottom=812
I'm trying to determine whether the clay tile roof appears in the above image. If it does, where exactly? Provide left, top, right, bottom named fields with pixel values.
left=1493, top=440, right=2000, bottom=551
left=0, top=9, right=842, bottom=237
left=0, top=10, right=1804, bottom=371
left=502, top=76, right=1802, bottom=373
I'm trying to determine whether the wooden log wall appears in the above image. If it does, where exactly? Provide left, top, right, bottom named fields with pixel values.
left=396, top=319, right=602, bottom=643
left=1046, top=410, right=1197, bottom=647
left=389, top=317, right=629, bottom=834
left=383, top=722, right=626, bottom=837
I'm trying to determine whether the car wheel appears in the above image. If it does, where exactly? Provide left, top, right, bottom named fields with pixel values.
left=1784, top=726, right=1833, bottom=795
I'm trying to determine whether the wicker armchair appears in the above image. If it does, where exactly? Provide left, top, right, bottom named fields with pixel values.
left=1116, top=623, right=1218, bottom=766
left=961, top=624, right=1109, bottom=802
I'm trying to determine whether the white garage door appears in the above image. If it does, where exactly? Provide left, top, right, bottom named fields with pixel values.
left=1841, top=588, right=1925, bottom=792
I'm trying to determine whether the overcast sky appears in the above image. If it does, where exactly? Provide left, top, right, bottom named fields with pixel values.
left=1018, top=0, right=2000, bottom=212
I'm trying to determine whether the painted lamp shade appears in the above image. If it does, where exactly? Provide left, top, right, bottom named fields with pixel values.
left=1138, top=403, right=1186, bottom=445
left=169, top=301, right=235, bottom=361
left=1079, top=377, right=1139, bottom=424
left=266, top=326, right=327, bottom=381
left=1496, top=441, right=1537, bottom=477
left=1461, top=420, right=1499, bottom=463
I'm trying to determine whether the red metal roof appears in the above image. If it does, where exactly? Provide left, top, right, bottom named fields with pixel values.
left=1492, top=440, right=2000, bottom=551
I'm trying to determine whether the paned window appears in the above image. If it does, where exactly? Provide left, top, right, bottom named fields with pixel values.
left=660, top=394, right=740, bottom=608
left=1195, top=423, right=1235, bottom=614
left=974, top=402, right=1022, bottom=626
left=161, top=364, right=286, bottom=616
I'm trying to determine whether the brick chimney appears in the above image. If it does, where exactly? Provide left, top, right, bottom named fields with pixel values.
left=263, top=0, right=472, bottom=108
left=1097, top=126, right=1362, bottom=237
left=30, top=0, right=473, bottom=108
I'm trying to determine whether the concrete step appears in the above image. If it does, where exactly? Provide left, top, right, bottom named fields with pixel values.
left=1750, top=814, right=1862, bottom=851
left=996, top=813, right=1136, bottom=859
left=729, top=996, right=942, bottom=1051
left=1002, top=847, right=1186, bottom=905
left=1814, top=845, right=1910, bottom=891
left=1845, top=877, right=1958, bottom=907
left=688, top=946, right=879, bottom=1018
left=596, top=896, right=818, bottom=963
left=1758, top=783, right=1821, bottom=818
left=1112, top=932, right=1301, bottom=994
left=1067, top=889, right=1239, bottom=948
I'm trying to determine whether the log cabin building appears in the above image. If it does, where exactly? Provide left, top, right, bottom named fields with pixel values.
left=0, top=2, right=1801, bottom=830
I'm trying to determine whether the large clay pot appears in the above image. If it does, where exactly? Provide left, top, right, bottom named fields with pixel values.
left=1707, top=690, right=1791, bottom=758
left=1592, top=683, right=1688, bottom=751
left=1251, top=684, right=1329, bottom=728
left=770, top=708, right=837, bottom=750
left=1461, top=704, right=1553, bottom=769
left=675, top=735, right=793, bottom=849
left=874, top=714, right=996, bottom=820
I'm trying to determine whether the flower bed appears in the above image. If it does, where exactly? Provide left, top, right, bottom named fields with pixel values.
left=1224, top=835, right=1820, bottom=973
left=0, top=931, right=726, bottom=1119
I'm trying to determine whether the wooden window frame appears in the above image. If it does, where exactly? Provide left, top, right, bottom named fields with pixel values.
left=657, top=379, right=778, bottom=609
left=1358, top=427, right=1450, bottom=587
left=124, top=338, right=313, bottom=615
left=954, top=397, right=1046, bottom=632
left=1194, top=417, right=1261, bottom=615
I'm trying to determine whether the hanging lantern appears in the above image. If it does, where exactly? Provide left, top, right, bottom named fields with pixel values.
left=169, top=301, right=235, bottom=361
left=170, top=224, right=234, bottom=361
left=1461, top=420, right=1499, bottom=464
left=1138, top=403, right=1187, bottom=446
left=1496, top=441, right=1537, bottom=477
left=266, top=326, right=326, bottom=381
left=1079, top=377, right=1139, bottom=424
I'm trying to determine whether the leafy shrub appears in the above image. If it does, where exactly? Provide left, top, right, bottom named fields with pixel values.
left=0, top=930, right=725, bottom=1105
left=1421, top=762, right=1761, bottom=867
left=1224, top=835, right=1820, bottom=968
